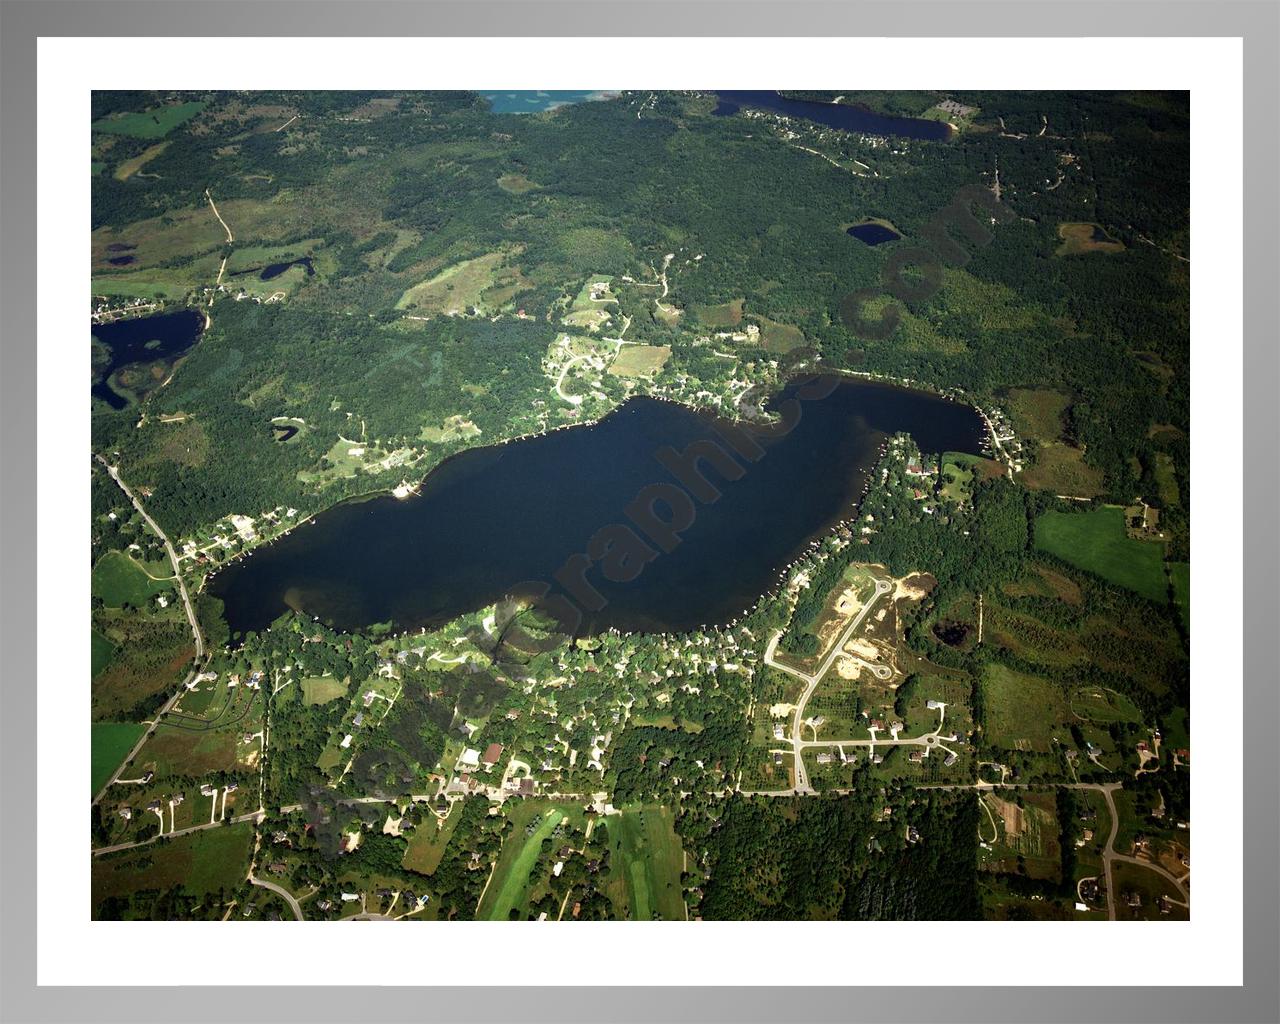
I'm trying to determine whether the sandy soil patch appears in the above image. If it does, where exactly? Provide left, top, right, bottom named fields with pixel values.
left=893, top=573, right=935, bottom=602
left=845, top=638, right=881, bottom=661
left=835, top=658, right=862, bottom=680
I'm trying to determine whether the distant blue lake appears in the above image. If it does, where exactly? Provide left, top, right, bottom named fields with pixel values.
left=481, top=91, right=619, bottom=114
left=713, top=91, right=950, bottom=141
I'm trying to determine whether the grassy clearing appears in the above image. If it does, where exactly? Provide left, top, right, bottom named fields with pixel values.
left=608, top=344, right=671, bottom=378
left=1056, top=221, right=1125, bottom=256
left=497, top=173, right=540, bottom=194
left=1070, top=686, right=1143, bottom=725
left=692, top=297, right=744, bottom=327
left=1153, top=452, right=1180, bottom=507
left=754, top=315, right=806, bottom=353
left=301, top=675, right=348, bottom=706
left=113, top=141, right=170, bottom=181
left=1034, top=506, right=1168, bottom=603
left=93, top=822, right=253, bottom=916
left=395, top=250, right=511, bottom=313
left=93, top=101, right=206, bottom=139
left=91, top=722, right=146, bottom=795
left=139, top=724, right=244, bottom=776
left=1007, top=388, right=1070, bottom=441
left=980, top=664, right=1069, bottom=752
left=986, top=604, right=1086, bottom=667
left=92, top=628, right=117, bottom=678
left=1020, top=443, right=1106, bottom=497
left=92, top=551, right=173, bottom=608
left=479, top=807, right=564, bottom=920
left=606, top=806, right=686, bottom=920
left=402, top=802, right=464, bottom=876
left=1000, top=562, right=1083, bottom=605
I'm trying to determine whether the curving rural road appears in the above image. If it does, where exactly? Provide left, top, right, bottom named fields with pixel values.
left=91, top=456, right=207, bottom=807
left=249, top=871, right=304, bottom=921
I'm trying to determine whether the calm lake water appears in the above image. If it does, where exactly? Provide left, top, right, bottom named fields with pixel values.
left=90, top=308, right=205, bottom=410
left=482, top=91, right=619, bottom=114
left=712, top=91, right=951, bottom=141
left=207, top=377, right=986, bottom=638
left=847, top=222, right=902, bottom=246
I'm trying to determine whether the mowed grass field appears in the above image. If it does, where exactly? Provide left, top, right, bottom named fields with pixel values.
left=301, top=675, right=348, bottom=705
left=980, top=664, right=1069, bottom=752
left=478, top=805, right=565, bottom=920
left=604, top=806, right=686, bottom=920
left=93, top=822, right=253, bottom=917
left=1034, top=506, right=1168, bottom=603
left=91, top=551, right=173, bottom=608
left=608, top=344, right=671, bottom=378
left=402, top=802, right=464, bottom=876
left=91, top=722, right=146, bottom=795
left=93, top=100, right=206, bottom=139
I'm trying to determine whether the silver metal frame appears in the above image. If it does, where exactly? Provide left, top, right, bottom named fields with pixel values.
left=1, top=2, right=1275, bottom=1021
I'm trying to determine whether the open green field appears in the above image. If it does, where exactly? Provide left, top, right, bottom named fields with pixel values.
left=1112, top=861, right=1189, bottom=920
left=478, top=806, right=564, bottom=920
left=980, top=664, right=1069, bottom=752
left=1070, top=686, right=1143, bottom=725
left=91, top=550, right=173, bottom=608
left=604, top=806, right=686, bottom=920
left=608, top=344, right=671, bottom=378
left=301, top=675, right=348, bottom=705
left=754, top=315, right=806, bottom=353
left=1057, top=221, right=1125, bottom=256
left=396, top=249, right=528, bottom=314
left=92, top=628, right=117, bottom=678
left=93, top=100, right=206, bottom=139
left=93, top=821, right=253, bottom=917
left=402, top=802, right=464, bottom=876
left=1021, top=443, right=1107, bottom=497
left=692, top=297, right=744, bottom=327
left=91, top=721, right=146, bottom=795
left=1034, top=506, right=1168, bottom=602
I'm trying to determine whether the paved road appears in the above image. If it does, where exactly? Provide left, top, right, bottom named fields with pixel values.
left=764, top=577, right=892, bottom=792
left=91, top=457, right=207, bottom=807
left=92, top=808, right=264, bottom=857
left=249, top=871, right=304, bottom=920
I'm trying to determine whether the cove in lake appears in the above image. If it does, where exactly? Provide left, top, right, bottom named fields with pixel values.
left=847, top=222, right=901, bottom=246
left=712, top=92, right=951, bottom=142
left=91, top=308, right=205, bottom=410
left=207, top=377, right=986, bottom=639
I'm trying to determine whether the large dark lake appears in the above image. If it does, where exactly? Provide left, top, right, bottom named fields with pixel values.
left=207, top=377, right=986, bottom=638
left=712, top=92, right=951, bottom=141
left=91, top=308, right=205, bottom=410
